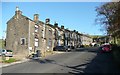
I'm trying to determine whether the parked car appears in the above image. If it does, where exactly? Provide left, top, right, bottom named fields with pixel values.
left=65, top=46, right=72, bottom=52
left=53, top=46, right=68, bottom=52
left=71, top=46, right=75, bottom=49
left=99, top=44, right=112, bottom=52
left=0, top=49, right=13, bottom=57
left=68, top=46, right=72, bottom=51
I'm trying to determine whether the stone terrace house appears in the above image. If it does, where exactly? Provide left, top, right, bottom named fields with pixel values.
left=71, top=30, right=77, bottom=48
left=6, top=7, right=36, bottom=58
left=6, top=7, right=55, bottom=58
left=54, top=22, right=62, bottom=46
left=44, top=18, right=55, bottom=53
left=53, top=23, right=65, bottom=46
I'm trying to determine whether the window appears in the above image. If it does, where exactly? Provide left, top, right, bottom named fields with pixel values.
left=35, top=38, right=38, bottom=41
left=35, top=38, right=39, bottom=47
left=35, top=41, right=38, bottom=47
left=20, top=38, right=26, bottom=45
left=49, top=30, right=52, bottom=36
left=35, top=25, right=39, bottom=28
left=35, top=24, right=39, bottom=33
left=35, top=29, right=38, bottom=32
left=35, top=34, right=38, bottom=39
left=48, top=39, right=52, bottom=47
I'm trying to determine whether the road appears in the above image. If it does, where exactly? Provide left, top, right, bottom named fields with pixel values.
left=2, top=47, right=120, bottom=74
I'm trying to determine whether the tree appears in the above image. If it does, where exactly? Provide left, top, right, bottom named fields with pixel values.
left=95, top=2, right=120, bottom=38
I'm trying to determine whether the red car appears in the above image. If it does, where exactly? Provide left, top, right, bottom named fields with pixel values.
left=100, top=44, right=112, bottom=52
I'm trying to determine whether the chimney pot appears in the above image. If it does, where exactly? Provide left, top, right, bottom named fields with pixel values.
left=45, top=18, right=50, bottom=24
left=61, top=25, right=64, bottom=29
left=15, top=7, right=22, bottom=15
left=54, top=22, right=58, bottom=27
left=34, top=14, right=39, bottom=22
left=73, top=30, right=76, bottom=32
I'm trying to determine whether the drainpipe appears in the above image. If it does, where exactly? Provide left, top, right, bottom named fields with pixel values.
left=28, top=20, right=31, bottom=55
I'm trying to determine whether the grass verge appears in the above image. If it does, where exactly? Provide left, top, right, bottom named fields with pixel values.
left=2, top=58, right=18, bottom=63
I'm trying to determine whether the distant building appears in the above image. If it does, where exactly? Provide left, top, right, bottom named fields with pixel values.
left=81, top=34, right=92, bottom=45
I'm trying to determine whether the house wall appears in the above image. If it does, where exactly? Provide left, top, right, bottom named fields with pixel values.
left=28, top=20, right=37, bottom=54
left=34, top=22, right=46, bottom=56
left=45, top=25, right=54, bottom=52
left=60, top=30, right=64, bottom=46
left=6, top=14, right=30, bottom=58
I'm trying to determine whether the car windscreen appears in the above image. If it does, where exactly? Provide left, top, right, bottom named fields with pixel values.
left=103, top=45, right=110, bottom=48
left=7, top=50, right=12, bottom=52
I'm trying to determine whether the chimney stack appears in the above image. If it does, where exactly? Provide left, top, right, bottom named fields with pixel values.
left=61, top=25, right=64, bottom=29
left=15, top=6, right=22, bottom=15
left=34, top=14, right=39, bottom=22
left=45, top=18, right=50, bottom=24
left=73, top=30, right=76, bottom=32
left=54, top=22, right=58, bottom=27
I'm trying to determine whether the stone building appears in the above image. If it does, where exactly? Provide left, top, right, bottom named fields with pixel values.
left=44, top=18, right=55, bottom=53
left=80, top=34, right=92, bottom=45
left=53, top=23, right=65, bottom=46
left=6, top=7, right=54, bottom=58
left=64, top=29, right=71, bottom=46
left=6, top=7, right=93, bottom=59
left=6, top=7, right=35, bottom=58
left=54, top=22, right=61, bottom=46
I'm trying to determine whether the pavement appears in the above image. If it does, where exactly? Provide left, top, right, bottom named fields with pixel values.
left=0, top=51, right=65, bottom=68
left=0, top=58, right=29, bottom=68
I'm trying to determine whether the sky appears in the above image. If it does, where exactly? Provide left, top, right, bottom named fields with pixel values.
left=1, top=2, right=107, bottom=39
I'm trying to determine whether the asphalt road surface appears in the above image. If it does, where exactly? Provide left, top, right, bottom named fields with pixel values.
left=2, top=47, right=120, bottom=74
